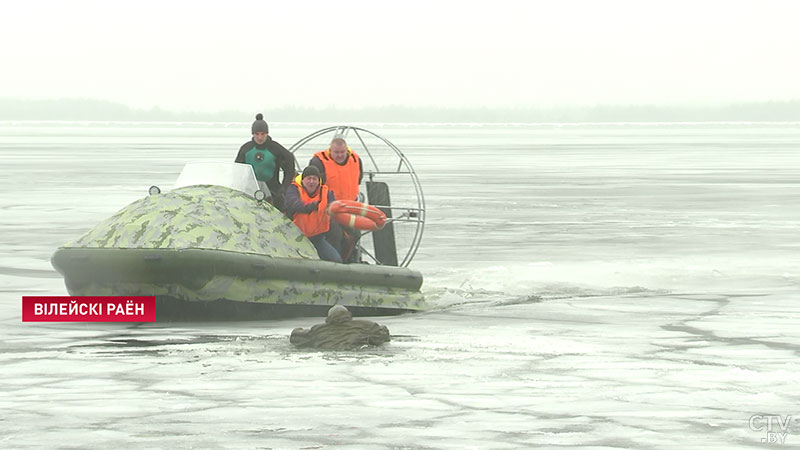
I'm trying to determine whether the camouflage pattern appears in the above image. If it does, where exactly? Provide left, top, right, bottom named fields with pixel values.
left=62, top=274, right=425, bottom=310
left=55, top=185, right=426, bottom=314
left=66, top=185, right=318, bottom=259
left=290, top=305, right=391, bottom=350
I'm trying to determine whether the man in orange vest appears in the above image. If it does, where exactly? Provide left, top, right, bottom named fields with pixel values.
left=309, top=137, right=363, bottom=201
left=309, top=137, right=363, bottom=262
left=283, top=166, right=341, bottom=263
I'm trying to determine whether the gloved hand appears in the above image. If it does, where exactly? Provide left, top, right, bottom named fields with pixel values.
left=303, top=201, right=320, bottom=213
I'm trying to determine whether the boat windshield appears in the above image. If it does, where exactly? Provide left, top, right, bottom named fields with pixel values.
left=173, top=162, right=261, bottom=196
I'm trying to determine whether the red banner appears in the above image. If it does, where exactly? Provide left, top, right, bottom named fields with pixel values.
left=22, top=296, right=156, bottom=322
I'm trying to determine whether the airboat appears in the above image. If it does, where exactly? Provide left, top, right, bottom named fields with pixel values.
left=50, top=127, right=427, bottom=320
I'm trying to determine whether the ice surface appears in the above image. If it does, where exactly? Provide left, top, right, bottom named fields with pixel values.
left=1, top=122, right=799, bottom=449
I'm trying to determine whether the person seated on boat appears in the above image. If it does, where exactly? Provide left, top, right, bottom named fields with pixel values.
left=309, top=137, right=363, bottom=262
left=283, top=166, right=342, bottom=263
left=309, top=137, right=363, bottom=202
left=234, top=113, right=296, bottom=211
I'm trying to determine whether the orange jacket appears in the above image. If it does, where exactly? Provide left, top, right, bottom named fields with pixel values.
left=290, top=179, right=332, bottom=237
left=312, top=149, right=362, bottom=201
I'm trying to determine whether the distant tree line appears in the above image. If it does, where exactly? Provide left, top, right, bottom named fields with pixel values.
left=1, top=97, right=800, bottom=122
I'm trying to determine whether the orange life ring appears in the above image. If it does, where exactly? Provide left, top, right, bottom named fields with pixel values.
left=329, top=200, right=387, bottom=230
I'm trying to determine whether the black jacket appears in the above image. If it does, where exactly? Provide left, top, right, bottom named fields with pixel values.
left=235, top=136, right=296, bottom=195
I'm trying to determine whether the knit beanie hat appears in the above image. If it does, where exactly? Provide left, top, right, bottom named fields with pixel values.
left=301, top=165, right=321, bottom=180
left=251, top=113, right=269, bottom=134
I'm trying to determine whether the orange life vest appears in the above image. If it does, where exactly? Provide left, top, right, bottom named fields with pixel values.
left=291, top=179, right=331, bottom=237
left=314, top=148, right=361, bottom=201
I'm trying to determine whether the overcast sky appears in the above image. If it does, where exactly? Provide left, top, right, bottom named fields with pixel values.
left=2, top=0, right=798, bottom=112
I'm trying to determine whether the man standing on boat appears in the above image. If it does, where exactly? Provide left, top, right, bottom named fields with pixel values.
left=309, top=137, right=363, bottom=261
left=309, top=137, right=363, bottom=201
left=235, top=113, right=295, bottom=211
left=284, top=166, right=342, bottom=263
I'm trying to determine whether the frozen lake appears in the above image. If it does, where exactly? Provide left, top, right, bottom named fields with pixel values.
left=1, top=122, right=799, bottom=449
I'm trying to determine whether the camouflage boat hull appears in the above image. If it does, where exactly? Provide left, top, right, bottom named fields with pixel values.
left=51, top=185, right=425, bottom=321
